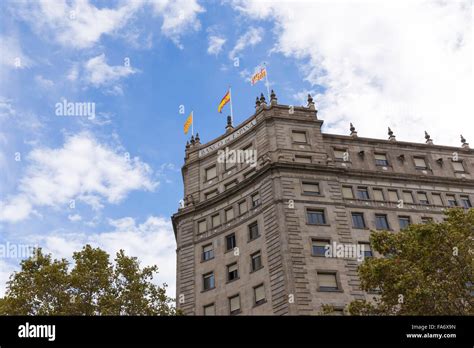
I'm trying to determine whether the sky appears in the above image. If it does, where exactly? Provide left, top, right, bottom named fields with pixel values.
left=0, top=0, right=472, bottom=298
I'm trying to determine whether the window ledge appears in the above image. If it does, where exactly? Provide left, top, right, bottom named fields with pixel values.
left=201, top=287, right=216, bottom=293
left=248, top=235, right=261, bottom=243
left=253, top=299, right=267, bottom=308
left=250, top=266, right=264, bottom=274
left=226, top=277, right=240, bottom=284
left=200, top=257, right=215, bottom=263
left=318, top=288, right=343, bottom=293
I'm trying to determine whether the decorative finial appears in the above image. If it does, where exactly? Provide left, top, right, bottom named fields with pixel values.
left=388, top=127, right=396, bottom=141
left=255, top=96, right=261, bottom=109
left=461, top=134, right=469, bottom=149
left=425, top=131, right=433, bottom=144
left=260, top=93, right=266, bottom=105
left=307, top=93, right=315, bottom=111
left=270, top=89, right=277, bottom=105
left=190, top=135, right=195, bottom=145
left=350, top=123, right=357, bottom=137
left=226, top=115, right=234, bottom=133
left=195, top=132, right=200, bottom=144
left=185, top=140, right=190, bottom=149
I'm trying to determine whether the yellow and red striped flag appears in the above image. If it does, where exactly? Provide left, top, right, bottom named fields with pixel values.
left=251, top=67, right=267, bottom=85
left=218, top=90, right=230, bottom=113
left=184, top=111, right=193, bottom=134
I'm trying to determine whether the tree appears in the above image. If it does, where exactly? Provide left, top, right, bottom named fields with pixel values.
left=0, top=245, right=179, bottom=316
left=348, top=208, right=473, bottom=315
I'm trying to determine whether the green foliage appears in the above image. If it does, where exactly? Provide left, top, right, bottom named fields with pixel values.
left=348, top=208, right=474, bottom=315
left=0, top=245, right=179, bottom=316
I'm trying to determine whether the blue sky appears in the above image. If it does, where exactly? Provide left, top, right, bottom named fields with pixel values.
left=0, top=0, right=471, bottom=297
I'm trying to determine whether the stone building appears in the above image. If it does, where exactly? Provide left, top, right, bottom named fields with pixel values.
left=171, top=91, right=473, bottom=315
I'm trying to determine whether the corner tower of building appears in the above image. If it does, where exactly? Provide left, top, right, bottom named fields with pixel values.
left=172, top=91, right=473, bottom=315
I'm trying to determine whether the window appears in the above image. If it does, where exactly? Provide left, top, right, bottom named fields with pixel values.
left=388, top=190, right=399, bottom=202
left=206, top=165, right=217, bottom=180
left=342, top=186, right=354, bottom=199
left=251, top=251, right=262, bottom=271
left=461, top=196, right=472, bottom=208
left=239, top=200, right=247, bottom=215
left=242, top=144, right=253, bottom=152
left=373, top=189, right=384, bottom=201
left=317, top=272, right=339, bottom=291
left=225, top=208, right=234, bottom=222
left=202, top=244, right=214, bottom=261
left=292, top=131, right=307, bottom=143
left=225, top=181, right=237, bottom=190
left=359, top=242, right=373, bottom=258
left=414, top=157, right=427, bottom=169
left=205, top=190, right=218, bottom=200
left=432, top=193, right=443, bottom=206
left=203, top=272, right=215, bottom=291
left=452, top=161, right=465, bottom=172
left=248, top=222, right=260, bottom=240
left=446, top=195, right=457, bottom=207
left=334, top=149, right=347, bottom=161
left=398, top=216, right=411, bottom=229
left=312, top=239, right=329, bottom=257
left=375, top=214, right=389, bottom=230
left=227, top=263, right=239, bottom=282
left=244, top=169, right=256, bottom=178
left=403, top=191, right=414, bottom=203
left=307, top=209, right=326, bottom=225
left=302, top=182, right=320, bottom=195
left=417, top=192, right=429, bottom=205
left=254, top=284, right=266, bottom=305
left=226, top=233, right=236, bottom=251
left=421, top=217, right=433, bottom=224
left=212, top=214, right=220, bottom=228
left=251, top=192, right=261, bottom=207
left=198, top=220, right=207, bottom=233
left=203, top=304, right=215, bottom=316
left=351, top=213, right=366, bottom=229
left=375, top=153, right=388, bottom=166
left=229, top=295, right=240, bottom=315
left=225, top=152, right=235, bottom=170
left=357, top=187, right=370, bottom=200
left=295, top=155, right=312, bottom=163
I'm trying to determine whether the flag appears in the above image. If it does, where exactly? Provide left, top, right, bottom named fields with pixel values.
left=218, top=90, right=230, bottom=113
left=184, top=111, right=193, bottom=134
left=251, top=67, right=267, bottom=85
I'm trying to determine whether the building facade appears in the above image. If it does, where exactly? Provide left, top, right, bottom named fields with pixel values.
left=171, top=92, right=473, bottom=315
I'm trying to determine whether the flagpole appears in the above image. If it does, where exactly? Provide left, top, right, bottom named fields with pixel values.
left=191, top=111, right=194, bottom=136
left=263, top=62, right=271, bottom=101
left=229, top=86, right=234, bottom=123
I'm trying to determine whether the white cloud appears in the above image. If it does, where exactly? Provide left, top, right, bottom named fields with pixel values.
left=68, top=214, right=82, bottom=222
left=0, top=259, right=15, bottom=297
left=67, top=64, right=79, bottom=81
left=13, top=0, right=204, bottom=49
left=83, top=54, right=138, bottom=94
left=207, top=35, right=226, bottom=55
left=0, top=35, right=33, bottom=69
left=34, top=75, right=54, bottom=89
left=0, top=132, right=158, bottom=223
left=234, top=0, right=473, bottom=145
left=26, top=216, right=176, bottom=297
left=14, top=0, right=141, bottom=49
left=150, top=0, right=204, bottom=48
left=229, top=27, right=264, bottom=59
